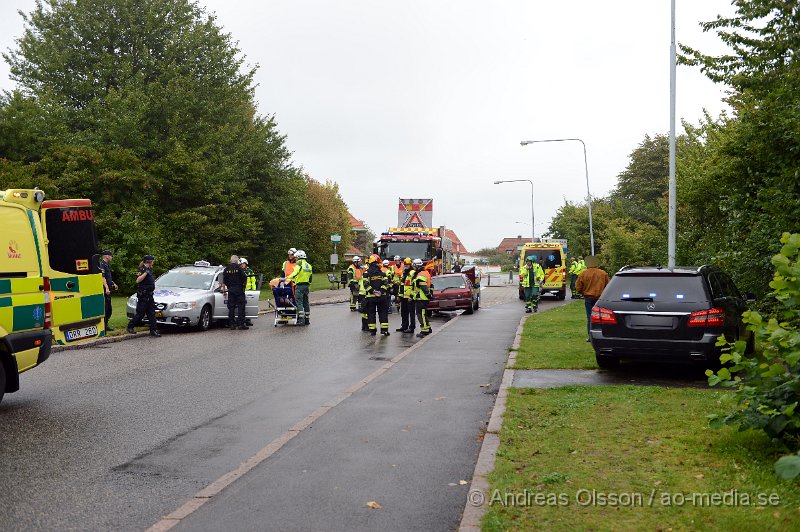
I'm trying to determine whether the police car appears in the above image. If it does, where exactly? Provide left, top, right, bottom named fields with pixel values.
left=126, top=261, right=262, bottom=331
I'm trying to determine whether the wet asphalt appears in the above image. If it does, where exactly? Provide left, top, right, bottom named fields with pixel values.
left=0, top=291, right=559, bottom=531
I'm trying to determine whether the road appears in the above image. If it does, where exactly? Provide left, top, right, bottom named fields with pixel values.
left=0, top=286, right=564, bottom=530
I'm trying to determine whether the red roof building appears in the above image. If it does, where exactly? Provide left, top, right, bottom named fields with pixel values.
left=497, top=236, right=531, bottom=255
left=445, top=229, right=469, bottom=255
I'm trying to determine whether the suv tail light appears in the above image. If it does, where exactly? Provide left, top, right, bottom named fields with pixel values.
left=591, top=306, right=617, bottom=325
left=43, top=277, right=52, bottom=329
left=687, top=308, right=725, bottom=327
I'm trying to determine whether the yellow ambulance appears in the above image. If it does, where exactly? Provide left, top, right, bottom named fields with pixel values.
left=0, top=189, right=105, bottom=403
left=518, top=242, right=567, bottom=301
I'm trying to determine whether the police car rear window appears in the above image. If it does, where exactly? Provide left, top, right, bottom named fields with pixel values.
left=605, top=274, right=707, bottom=303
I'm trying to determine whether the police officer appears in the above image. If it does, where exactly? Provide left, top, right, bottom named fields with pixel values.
left=364, top=254, right=390, bottom=336
left=347, top=256, right=362, bottom=311
left=286, top=249, right=313, bottom=325
left=127, top=254, right=160, bottom=337
left=98, top=250, right=118, bottom=330
left=396, top=257, right=416, bottom=333
left=240, top=257, right=257, bottom=326
left=412, top=258, right=432, bottom=337
left=222, top=255, right=248, bottom=330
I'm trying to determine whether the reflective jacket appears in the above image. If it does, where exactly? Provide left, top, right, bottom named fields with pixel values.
left=402, top=269, right=416, bottom=299
left=413, top=269, right=432, bottom=301
left=282, top=260, right=297, bottom=277
left=347, top=264, right=362, bottom=285
left=364, top=263, right=388, bottom=298
left=287, top=259, right=312, bottom=284
left=244, top=267, right=257, bottom=291
left=521, top=264, right=544, bottom=288
left=392, top=264, right=404, bottom=284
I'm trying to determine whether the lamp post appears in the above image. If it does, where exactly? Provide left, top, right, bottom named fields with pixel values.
left=520, top=138, right=595, bottom=255
left=494, top=179, right=535, bottom=241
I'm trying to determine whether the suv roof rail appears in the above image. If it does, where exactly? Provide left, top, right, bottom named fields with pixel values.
left=617, top=265, right=633, bottom=272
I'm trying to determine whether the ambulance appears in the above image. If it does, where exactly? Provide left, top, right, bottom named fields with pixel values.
left=0, top=189, right=105, bottom=403
left=518, top=242, right=568, bottom=301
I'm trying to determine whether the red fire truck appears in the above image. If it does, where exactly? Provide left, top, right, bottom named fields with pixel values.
left=375, top=227, right=453, bottom=275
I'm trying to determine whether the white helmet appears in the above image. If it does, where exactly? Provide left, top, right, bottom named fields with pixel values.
left=288, top=247, right=297, bottom=255
left=412, top=258, right=423, bottom=267
left=238, top=257, right=248, bottom=264
left=353, top=256, right=361, bottom=262
left=393, top=255, right=401, bottom=261
left=294, top=250, right=306, bottom=259
left=382, top=259, right=390, bottom=266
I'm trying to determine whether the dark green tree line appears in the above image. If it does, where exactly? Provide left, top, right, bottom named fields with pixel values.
left=0, top=0, right=347, bottom=289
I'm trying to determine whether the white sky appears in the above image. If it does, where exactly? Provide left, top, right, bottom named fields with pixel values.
left=0, top=0, right=735, bottom=252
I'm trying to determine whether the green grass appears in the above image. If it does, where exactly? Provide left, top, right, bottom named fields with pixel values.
left=515, top=301, right=596, bottom=369
left=484, top=385, right=800, bottom=531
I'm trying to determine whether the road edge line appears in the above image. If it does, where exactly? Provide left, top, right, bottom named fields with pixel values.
left=458, top=312, right=528, bottom=531
left=145, top=311, right=462, bottom=531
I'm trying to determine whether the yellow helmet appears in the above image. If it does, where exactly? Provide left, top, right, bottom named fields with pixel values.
left=367, top=254, right=380, bottom=264
left=403, top=257, right=412, bottom=265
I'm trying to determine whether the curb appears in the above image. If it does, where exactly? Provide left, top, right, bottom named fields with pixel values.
left=458, top=312, right=528, bottom=531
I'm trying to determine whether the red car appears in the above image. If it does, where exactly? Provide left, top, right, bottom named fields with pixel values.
left=428, top=273, right=480, bottom=314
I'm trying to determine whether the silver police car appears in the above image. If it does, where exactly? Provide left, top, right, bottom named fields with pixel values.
left=126, top=261, right=261, bottom=330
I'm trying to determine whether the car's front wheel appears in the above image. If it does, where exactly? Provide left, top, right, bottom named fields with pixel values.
left=196, top=305, right=212, bottom=331
left=595, top=353, right=619, bottom=369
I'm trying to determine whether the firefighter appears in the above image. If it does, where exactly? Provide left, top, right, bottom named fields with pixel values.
left=221, top=255, right=248, bottom=330
left=521, top=259, right=544, bottom=313
left=364, top=254, right=390, bottom=336
left=413, top=258, right=432, bottom=337
left=391, top=255, right=404, bottom=310
left=282, top=248, right=298, bottom=277
left=382, top=259, right=394, bottom=314
left=286, top=249, right=313, bottom=325
left=396, top=257, right=416, bottom=333
left=127, top=255, right=160, bottom=337
left=359, top=261, right=369, bottom=331
left=347, top=256, right=363, bottom=311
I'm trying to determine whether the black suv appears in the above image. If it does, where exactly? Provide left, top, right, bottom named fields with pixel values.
left=590, top=265, right=755, bottom=369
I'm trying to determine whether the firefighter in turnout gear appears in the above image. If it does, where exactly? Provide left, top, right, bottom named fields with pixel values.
left=521, top=259, right=545, bottom=313
left=364, top=254, right=390, bottom=336
left=413, top=258, right=432, bottom=337
left=397, top=257, right=416, bottom=333
left=391, top=255, right=404, bottom=310
left=381, top=259, right=394, bottom=314
left=359, top=262, right=369, bottom=331
left=286, top=249, right=312, bottom=325
left=347, top=256, right=363, bottom=311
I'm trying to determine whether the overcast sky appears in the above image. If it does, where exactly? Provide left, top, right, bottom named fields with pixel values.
left=0, top=0, right=736, bottom=252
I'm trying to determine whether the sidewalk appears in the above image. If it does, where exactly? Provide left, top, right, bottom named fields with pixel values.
left=172, top=302, right=522, bottom=531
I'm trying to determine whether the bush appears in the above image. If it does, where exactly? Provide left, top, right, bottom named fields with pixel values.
left=706, top=233, right=800, bottom=477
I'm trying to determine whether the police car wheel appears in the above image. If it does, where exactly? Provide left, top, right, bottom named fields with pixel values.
left=196, top=305, right=212, bottom=332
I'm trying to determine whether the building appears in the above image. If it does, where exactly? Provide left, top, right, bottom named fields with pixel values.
left=345, top=212, right=370, bottom=259
left=444, top=228, right=469, bottom=256
left=497, top=235, right=537, bottom=255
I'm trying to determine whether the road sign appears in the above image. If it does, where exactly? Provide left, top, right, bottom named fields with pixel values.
left=330, top=254, right=339, bottom=265
left=330, top=234, right=342, bottom=243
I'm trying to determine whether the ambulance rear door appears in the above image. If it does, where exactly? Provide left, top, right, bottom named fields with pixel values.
left=39, top=200, right=105, bottom=345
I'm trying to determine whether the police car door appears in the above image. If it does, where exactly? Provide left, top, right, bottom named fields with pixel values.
left=212, top=273, right=228, bottom=320
left=245, top=274, right=262, bottom=319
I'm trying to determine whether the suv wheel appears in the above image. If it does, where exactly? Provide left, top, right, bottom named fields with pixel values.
left=595, top=353, right=619, bottom=369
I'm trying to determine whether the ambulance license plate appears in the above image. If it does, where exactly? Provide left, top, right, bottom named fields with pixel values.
left=65, top=325, right=98, bottom=342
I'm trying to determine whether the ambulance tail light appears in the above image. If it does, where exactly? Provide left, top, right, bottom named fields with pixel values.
left=43, top=277, right=52, bottom=329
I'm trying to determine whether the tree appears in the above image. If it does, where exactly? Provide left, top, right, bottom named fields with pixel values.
left=301, top=178, right=352, bottom=272
left=0, top=0, right=306, bottom=290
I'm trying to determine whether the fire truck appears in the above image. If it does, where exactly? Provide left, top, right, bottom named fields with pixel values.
left=374, top=227, right=453, bottom=275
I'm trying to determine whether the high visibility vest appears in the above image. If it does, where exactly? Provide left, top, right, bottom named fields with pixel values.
left=413, top=270, right=432, bottom=301
left=245, top=268, right=257, bottom=291
left=283, top=260, right=297, bottom=277
left=392, top=264, right=404, bottom=283
left=287, top=259, right=312, bottom=283
left=403, top=270, right=416, bottom=298
left=347, top=264, right=362, bottom=284
left=522, top=264, right=544, bottom=287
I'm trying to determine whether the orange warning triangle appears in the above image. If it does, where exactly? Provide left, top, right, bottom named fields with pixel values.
left=406, top=212, right=425, bottom=227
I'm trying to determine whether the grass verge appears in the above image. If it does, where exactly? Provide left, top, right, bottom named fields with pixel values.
left=514, top=301, right=596, bottom=369
left=484, top=385, right=800, bottom=531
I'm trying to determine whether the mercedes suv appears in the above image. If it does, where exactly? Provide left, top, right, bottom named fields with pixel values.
left=590, top=265, right=755, bottom=369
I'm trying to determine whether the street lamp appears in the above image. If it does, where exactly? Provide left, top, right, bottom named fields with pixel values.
left=494, top=179, right=535, bottom=241
left=520, top=138, right=595, bottom=255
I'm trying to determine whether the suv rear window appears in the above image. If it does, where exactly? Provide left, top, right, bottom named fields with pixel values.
left=605, top=274, right=707, bottom=303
